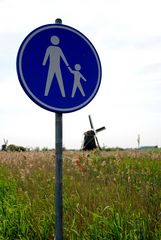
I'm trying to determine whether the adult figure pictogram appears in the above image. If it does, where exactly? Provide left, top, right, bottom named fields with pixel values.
left=42, top=36, right=69, bottom=97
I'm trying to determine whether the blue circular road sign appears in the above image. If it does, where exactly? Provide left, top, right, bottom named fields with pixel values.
left=16, top=24, right=102, bottom=113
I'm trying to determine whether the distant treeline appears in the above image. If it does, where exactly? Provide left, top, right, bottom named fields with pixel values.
left=1, top=144, right=52, bottom=152
left=5, top=144, right=27, bottom=152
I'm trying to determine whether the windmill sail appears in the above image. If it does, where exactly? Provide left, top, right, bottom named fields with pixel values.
left=88, top=115, right=94, bottom=130
left=96, top=126, right=106, bottom=133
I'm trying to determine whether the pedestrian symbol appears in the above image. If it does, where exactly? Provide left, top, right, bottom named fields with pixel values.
left=16, top=24, right=102, bottom=113
left=43, top=35, right=87, bottom=98
left=68, top=64, right=87, bottom=98
left=43, top=36, right=69, bottom=97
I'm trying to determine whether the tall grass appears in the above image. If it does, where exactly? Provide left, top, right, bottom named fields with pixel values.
left=0, top=150, right=160, bottom=239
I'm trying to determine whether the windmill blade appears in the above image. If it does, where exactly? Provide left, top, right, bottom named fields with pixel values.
left=94, top=135, right=101, bottom=150
left=88, top=115, right=94, bottom=130
left=96, top=126, right=106, bottom=133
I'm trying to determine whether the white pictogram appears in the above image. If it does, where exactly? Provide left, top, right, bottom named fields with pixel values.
left=68, top=64, right=87, bottom=97
left=42, top=36, right=69, bottom=97
left=43, top=36, right=87, bottom=98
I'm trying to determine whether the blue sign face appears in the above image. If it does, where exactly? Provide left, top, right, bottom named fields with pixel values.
left=16, top=24, right=102, bottom=113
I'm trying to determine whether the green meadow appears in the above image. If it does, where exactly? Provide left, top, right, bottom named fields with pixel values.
left=0, top=149, right=160, bottom=239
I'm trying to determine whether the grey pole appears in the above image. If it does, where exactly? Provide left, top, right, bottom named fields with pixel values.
left=55, top=112, right=63, bottom=240
left=55, top=18, right=63, bottom=240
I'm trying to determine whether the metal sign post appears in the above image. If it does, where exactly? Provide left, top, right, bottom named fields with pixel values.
left=55, top=17, right=63, bottom=240
left=55, top=112, right=63, bottom=240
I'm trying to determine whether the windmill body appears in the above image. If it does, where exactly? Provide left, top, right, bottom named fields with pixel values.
left=1, top=139, right=8, bottom=151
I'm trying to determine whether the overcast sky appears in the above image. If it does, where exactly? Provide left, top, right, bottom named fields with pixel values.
left=0, top=0, right=161, bottom=149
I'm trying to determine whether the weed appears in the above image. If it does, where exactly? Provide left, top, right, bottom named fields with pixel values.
left=0, top=150, right=160, bottom=239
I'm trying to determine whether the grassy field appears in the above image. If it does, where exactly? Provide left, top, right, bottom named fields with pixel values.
left=0, top=149, right=160, bottom=239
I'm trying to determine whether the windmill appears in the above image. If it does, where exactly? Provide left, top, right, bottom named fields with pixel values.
left=1, top=139, right=8, bottom=151
left=82, top=115, right=106, bottom=150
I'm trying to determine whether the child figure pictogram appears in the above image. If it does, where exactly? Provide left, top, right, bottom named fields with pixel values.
left=68, top=64, right=87, bottom=98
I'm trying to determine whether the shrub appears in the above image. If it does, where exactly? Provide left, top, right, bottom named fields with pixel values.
left=7, top=144, right=26, bottom=152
